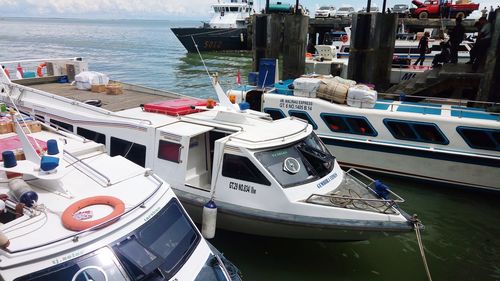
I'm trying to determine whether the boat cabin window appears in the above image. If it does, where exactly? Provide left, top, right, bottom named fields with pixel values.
left=77, top=127, right=106, bottom=145
left=457, top=127, right=500, bottom=151
left=114, top=199, right=200, bottom=280
left=288, top=110, right=318, bottom=129
left=222, top=154, right=271, bottom=186
left=230, top=7, right=238, bottom=11
left=255, top=133, right=335, bottom=188
left=15, top=248, right=128, bottom=281
left=321, top=114, right=377, bottom=136
left=384, top=119, right=449, bottom=144
left=264, top=108, right=286, bottom=120
left=110, top=137, right=146, bottom=167
left=158, top=140, right=182, bottom=163
left=49, top=118, right=74, bottom=132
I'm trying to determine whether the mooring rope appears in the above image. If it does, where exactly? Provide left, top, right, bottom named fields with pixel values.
left=414, top=219, right=433, bottom=281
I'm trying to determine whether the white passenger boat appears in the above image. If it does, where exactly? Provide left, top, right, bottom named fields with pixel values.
left=0, top=58, right=421, bottom=241
left=0, top=107, right=240, bottom=280
left=227, top=79, right=500, bottom=190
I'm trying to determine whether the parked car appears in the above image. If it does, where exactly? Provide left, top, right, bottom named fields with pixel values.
left=315, top=6, right=336, bottom=18
left=336, top=6, right=355, bottom=17
left=359, top=5, right=380, bottom=12
left=392, top=4, right=410, bottom=15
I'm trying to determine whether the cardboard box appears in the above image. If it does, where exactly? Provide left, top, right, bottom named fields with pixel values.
left=14, top=121, right=42, bottom=134
left=106, top=83, right=123, bottom=95
left=14, top=149, right=26, bottom=161
left=0, top=121, right=13, bottom=134
left=91, top=84, right=107, bottom=93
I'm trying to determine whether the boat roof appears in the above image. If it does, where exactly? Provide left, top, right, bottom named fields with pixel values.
left=0, top=124, right=167, bottom=268
left=119, top=106, right=312, bottom=149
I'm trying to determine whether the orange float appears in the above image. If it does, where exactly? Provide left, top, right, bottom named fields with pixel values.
left=36, top=63, right=46, bottom=77
left=61, top=196, right=125, bottom=231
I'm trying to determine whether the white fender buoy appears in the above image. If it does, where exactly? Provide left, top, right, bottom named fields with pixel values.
left=0, top=230, right=10, bottom=249
left=8, top=178, right=38, bottom=207
left=202, top=200, right=217, bottom=239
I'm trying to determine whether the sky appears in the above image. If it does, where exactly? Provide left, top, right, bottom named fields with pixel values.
left=0, top=0, right=498, bottom=20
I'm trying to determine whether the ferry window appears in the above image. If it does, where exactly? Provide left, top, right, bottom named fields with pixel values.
left=457, top=127, right=499, bottom=151
left=321, top=114, right=377, bottom=136
left=77, top=127, right=106, bottom=145
left=385, top=120, right=417, bottom=140
left=413, top=123, right=447, bottom=144
left=289, top=110, right=318, bottom=129
left=222, top=154, right=271, bottom=185
left=50, top=118, right=74, bottom=132
left=345, top=118, right=375, bottom=135
left=264, top=108, right=286, bottom=120
left=321, top=115, right=349, bottom=133
left=158, top=140, right=182, bottom=163
left=110, top=137, right=146, bottom=167
left=384, top=119, right=449, bottom=144
left=230, top=7, right=238, bottom=11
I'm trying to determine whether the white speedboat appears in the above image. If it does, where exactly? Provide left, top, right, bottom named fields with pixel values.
left=0, top=107, right=240, bottom=280
left=227, top=78, right=500, bottom=190
left=0, top=58, right=421, bottom=241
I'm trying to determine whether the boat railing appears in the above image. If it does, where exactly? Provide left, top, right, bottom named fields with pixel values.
left=374, top=93, right=500, bottom=121
left=305, top=169, right=405, bottom=214
left=7, top=169, right=165, bottom=254
left=64, top=150, right=112, bottom=186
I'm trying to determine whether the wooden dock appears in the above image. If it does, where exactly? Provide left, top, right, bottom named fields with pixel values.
left=15, top=77, right=184, bottom=112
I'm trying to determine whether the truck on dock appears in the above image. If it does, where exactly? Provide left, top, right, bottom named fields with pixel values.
left=410, top=0, right=479, bottom=19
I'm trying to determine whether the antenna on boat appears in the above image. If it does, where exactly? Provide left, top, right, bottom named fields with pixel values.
left=190, top=36, right=239, bottom=111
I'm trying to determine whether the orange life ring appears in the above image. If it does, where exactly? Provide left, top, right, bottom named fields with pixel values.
left=62, top=196, right=125, bottom=231
left=305, top=52, right=313, bottom=58
left=36, top=63, right=46, bottom=77
left=341, top=35, right=349, bottom=43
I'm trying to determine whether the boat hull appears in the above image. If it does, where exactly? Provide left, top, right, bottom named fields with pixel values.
left=171, top=27, right=250, bottom=52
left=176, top=190, right=414, bottom=241
left=321, top=137, right=499, bottom=190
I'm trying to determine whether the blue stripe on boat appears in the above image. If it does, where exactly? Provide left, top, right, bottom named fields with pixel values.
left=450, top=106, right=499, bottom=121
left=373, top=100, right=393, bottom=110
left=320, top=137, right=500, bottom=167
left=397, top=102, right=442, bottom=115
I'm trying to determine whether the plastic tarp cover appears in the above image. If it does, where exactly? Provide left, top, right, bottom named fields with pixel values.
left=347, top=85, right=377, bottom=108
left=293, top=77, right=322, bottom=98
left=75, top=71, right=109, bottom=90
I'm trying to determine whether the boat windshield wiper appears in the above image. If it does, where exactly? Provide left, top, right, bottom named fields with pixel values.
left=296, top=143, right=335, bottom=164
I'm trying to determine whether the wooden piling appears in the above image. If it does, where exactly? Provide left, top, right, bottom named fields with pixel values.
left=477, top=10, right=500, bottom=102
left=347, top=13, right=398, bottom=91
left=282, top=14, right=309, bottom=80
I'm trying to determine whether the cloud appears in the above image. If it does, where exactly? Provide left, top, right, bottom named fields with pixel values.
left=0, top=0, right=214, bottom=18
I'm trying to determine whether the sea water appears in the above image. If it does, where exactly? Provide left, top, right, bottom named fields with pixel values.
left=1, top=17, right=499, bottom=281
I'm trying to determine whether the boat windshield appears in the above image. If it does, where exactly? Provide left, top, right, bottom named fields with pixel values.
left=255, top=133, right=335, bottom=188
left=15, top=199, right=218, bottom=281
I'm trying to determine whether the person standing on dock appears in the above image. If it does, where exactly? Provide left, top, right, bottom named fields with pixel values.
left=413, top=31, right=429, bottom=66
left=449, top=16, right=465, bottom=64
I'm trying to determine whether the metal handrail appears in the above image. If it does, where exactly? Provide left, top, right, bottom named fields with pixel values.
left=64, top=150, right=112, bottom=186
left=374, top=98, right=500, bottom=120
left=7, top=169, right=165, bottom=254
left=305, top=168, right=405, bottom=214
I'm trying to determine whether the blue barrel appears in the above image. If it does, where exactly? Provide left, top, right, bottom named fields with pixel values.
left=248, top=72, right=258, bottom=86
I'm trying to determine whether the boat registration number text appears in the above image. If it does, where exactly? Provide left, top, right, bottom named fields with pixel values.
left=279, top=99, right=313, bottom=111
left=229, top=181, right=256, bottom=194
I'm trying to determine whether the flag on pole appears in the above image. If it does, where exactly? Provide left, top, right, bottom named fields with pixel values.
left=236, top=69, right=241, bottom=85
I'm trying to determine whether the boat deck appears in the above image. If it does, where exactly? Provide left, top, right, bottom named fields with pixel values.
left=15, top=77, right=184, bottom=112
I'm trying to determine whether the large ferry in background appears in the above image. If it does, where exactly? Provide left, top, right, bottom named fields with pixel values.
left=171, top=0, right=254, bottom=52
